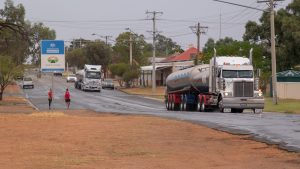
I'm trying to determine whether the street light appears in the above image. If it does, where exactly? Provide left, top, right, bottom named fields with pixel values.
left=91, top=33, right=112, bottom=45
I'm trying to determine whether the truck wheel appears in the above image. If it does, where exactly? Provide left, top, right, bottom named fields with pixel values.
left=170, top=98, right=174, bottom=110
left=181, top=96, right=187, bottom=111
left=218, top=97, right=224, bottom=113
left=165, top=99, right=169, bottom=110
left=196, top=98, right=201, bottom=112
left=200, top=97, right=206, bottom=112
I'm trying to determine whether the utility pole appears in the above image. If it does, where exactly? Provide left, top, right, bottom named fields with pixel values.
left=103, top=35, right=112, bottom=45
left=129, top=33, right=133, bottom=65
left=213, top=0, right=283, bottom=105
left=125, top=28, right=134, bottom=66
left=146, top=11, right=163, bottom=93
left=257, top=0, right=283, bottom=105
left=219, top=9, right=222, bottom=40
left=190, top=23, right=208, bottom=65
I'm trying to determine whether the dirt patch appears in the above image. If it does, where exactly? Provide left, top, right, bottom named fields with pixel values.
left=3, top=84, right=22, bottom=94
left=0, top=111, right=299, bottom=169
left=0, top=85, right=36, bottom=113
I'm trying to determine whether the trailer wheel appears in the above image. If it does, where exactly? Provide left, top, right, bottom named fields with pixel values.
left=165, top=97, right=170, bottom=110
left=181, top=95, right=187, bottom=111
left=170, top=96, right=174, bottom=110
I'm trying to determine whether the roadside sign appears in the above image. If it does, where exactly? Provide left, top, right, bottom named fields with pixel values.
left=41, top=40, right=65, bottom=72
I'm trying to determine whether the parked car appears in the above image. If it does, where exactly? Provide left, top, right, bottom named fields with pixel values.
left=22, top=77, right=34, bottom=89
left=102, top=79, right=115, bottom=89
left=66, top=74, right=77, bottom=82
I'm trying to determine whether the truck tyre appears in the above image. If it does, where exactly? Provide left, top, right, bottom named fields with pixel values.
left=170, top=97, right=174, bottom=110
left=196, top=98, right=201, bottom=112
left=218, top=97, right=224, bottom=113
left=165, top=99, right=169, bottom=110
left=181, top=95, right=187, bottom=111
left=200, top=97, right=206, bottom=112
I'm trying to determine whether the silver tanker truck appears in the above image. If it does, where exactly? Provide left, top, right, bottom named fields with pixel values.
left=75, top=64, right=102, bottom=92
left=165, top=49, right=264, bottom=113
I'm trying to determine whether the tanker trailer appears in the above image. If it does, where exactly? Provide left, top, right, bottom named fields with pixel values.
left=165, top=49, right=264, bottom=113
left=165, top=64, right=210, bottom=111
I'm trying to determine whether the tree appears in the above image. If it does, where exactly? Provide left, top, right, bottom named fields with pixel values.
left=66, top=48, right=86, bottom=69
left=113, top=32, right=150, bottom=66
left=0, top=55, right=23, bottom=101
left=29, top=22, right=56, bottom=65
left=0, top=0, right=30, bottom=65
left=109, top=63, right=128, bottom=87
left=69, top=38, right=91, bottom=49
left=155, top=34, right=183, bottom=57
left=109, top=63, right=140, bottom=87
left=85, top=41, right=111, bottom=77
left=243, top=0, right=300, bottom=71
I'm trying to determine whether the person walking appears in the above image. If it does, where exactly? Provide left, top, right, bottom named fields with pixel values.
left=48, top=88, right=53, bottom=110
left=64, top=88, right=71, bottom=109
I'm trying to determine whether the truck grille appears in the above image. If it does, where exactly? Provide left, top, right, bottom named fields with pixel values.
left=233, top=81, right=253, bottom=97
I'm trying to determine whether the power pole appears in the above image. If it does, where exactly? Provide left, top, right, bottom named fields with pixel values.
left=146, top=11, right=163, bottom=93
left=125, top=28, right=134, bottom=66
left=219, top=9, right=222, bottom=40
left=103, top=35, right=112, bottom=45
left=129, top=33, right=133, bottom=66
left=190, top=23, right=208, bottom=65
left=258, top=0, right=283, bottom=104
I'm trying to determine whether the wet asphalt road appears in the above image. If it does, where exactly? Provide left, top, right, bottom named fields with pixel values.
left=22, top=74, right=300, bottom=152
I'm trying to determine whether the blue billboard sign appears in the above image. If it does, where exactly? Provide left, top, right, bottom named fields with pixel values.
left=41, top=40, right=65, bottom=72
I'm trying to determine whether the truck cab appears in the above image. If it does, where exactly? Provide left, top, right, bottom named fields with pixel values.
left=211, top=57, right=264, bottom=113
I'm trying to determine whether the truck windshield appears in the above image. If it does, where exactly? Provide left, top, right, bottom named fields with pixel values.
left=86, top=72, right=101, bottom=79
left=222, top=70, right=253, bottom=78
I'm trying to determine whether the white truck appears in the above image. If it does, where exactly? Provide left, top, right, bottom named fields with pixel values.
left=75, top=64, right=102, bottom=92
left=165, top=49, right=264, bottom=113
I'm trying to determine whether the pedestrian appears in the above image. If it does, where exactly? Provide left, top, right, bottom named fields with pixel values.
left=64, top=88, right=71, bottom=109
left=48, top=88, right=53, bottom=110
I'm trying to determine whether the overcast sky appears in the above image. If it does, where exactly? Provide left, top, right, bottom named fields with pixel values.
left=1, top=0, right=293, bottom=50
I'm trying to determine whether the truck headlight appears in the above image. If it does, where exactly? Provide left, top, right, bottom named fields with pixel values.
left=258, top=89, right=263, bottom=97
left=224, top=92, right=232, bottom=97
left=254, top=89, right=263, bottom=97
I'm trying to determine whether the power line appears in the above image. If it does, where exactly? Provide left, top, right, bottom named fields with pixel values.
left=30, top=19, right=147, bottom=23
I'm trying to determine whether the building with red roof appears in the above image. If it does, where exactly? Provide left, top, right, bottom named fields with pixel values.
left=162, top=47, right=199, bottom=62
left=140, top=47, right=200, bottom=87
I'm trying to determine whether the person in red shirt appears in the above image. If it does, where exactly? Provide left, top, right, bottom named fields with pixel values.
left=48, top=88, right=53, bottom=110
left=64, top=88, right=71, bottom=109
